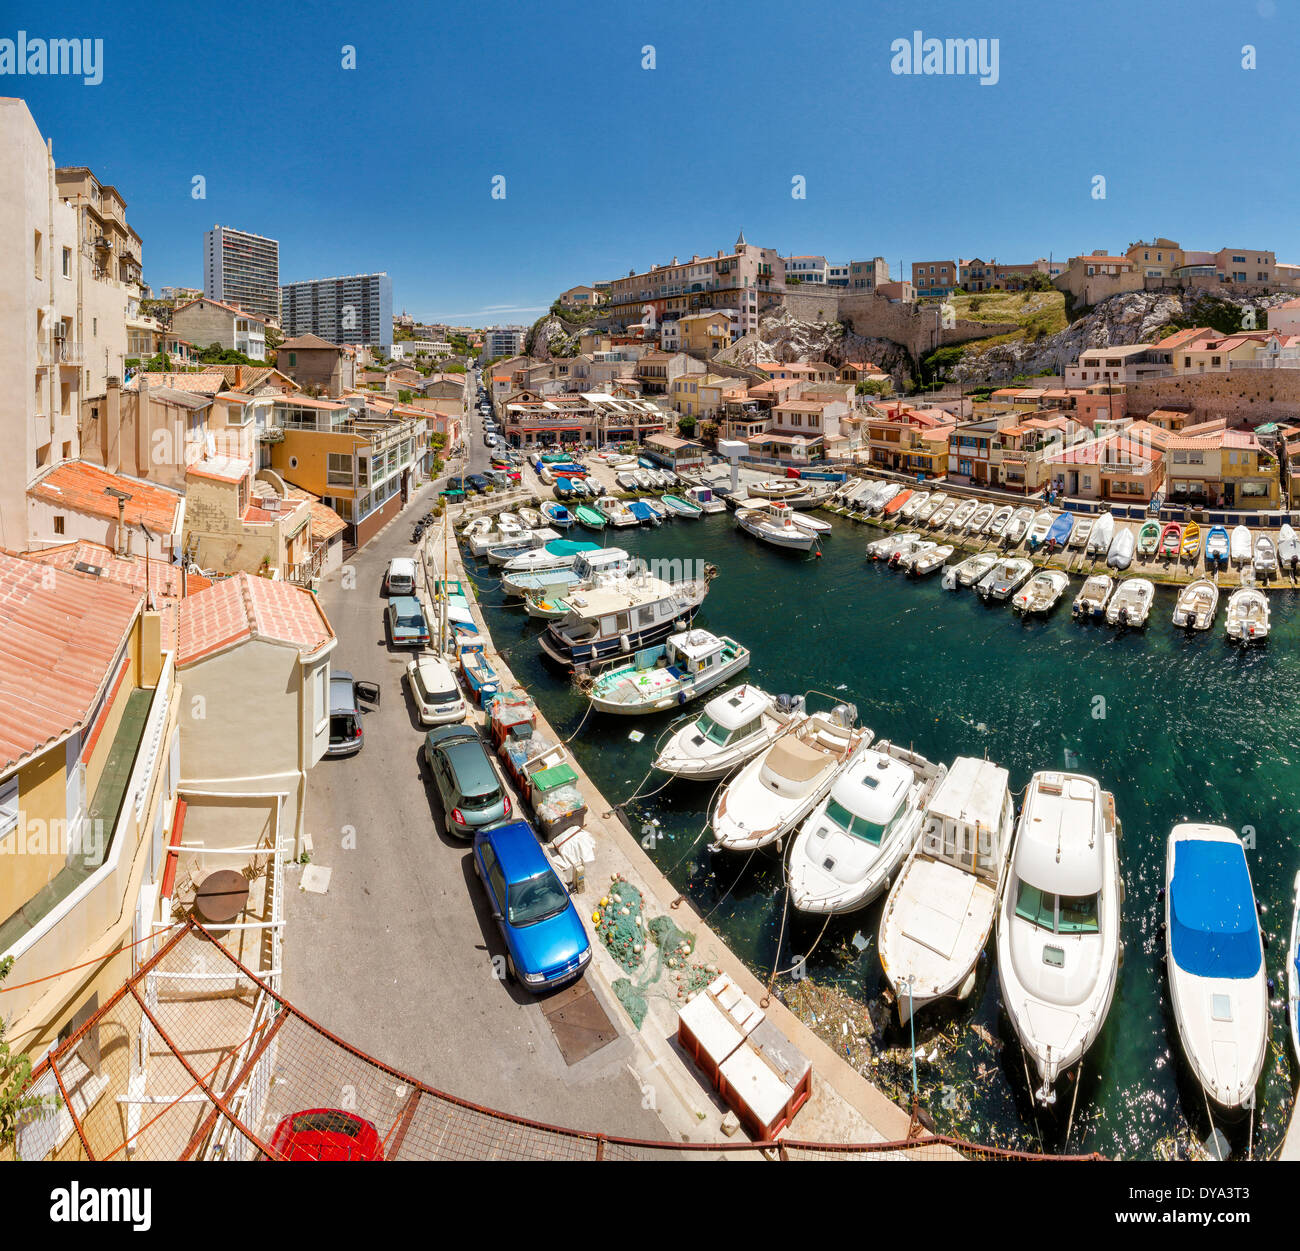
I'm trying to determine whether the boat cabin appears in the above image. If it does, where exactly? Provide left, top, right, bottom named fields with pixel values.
left=918, top=757, right=1012, bottom=883
left=690, top=686, right=769, bottom=748
left=1011, top=773, right=1105, bottom=938
left=824, top=751, right=913, bottom=847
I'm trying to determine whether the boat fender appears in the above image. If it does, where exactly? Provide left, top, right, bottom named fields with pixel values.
left=1118, top=941, right=1125, bottom=968
left=619, top=633, right=631, bottom=652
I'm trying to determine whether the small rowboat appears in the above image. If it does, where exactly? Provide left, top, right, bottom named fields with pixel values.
left=882, top=489, right=913, bottom=518
left=1159, top=522, right=1182, bottom=558
left=574, top=505, right=606, bottom=530
left=1205, top=525, right=1230, bottom=567
left=1181, top=521, right=1201, bottom=562
left=1137, top=520, right=1161, bottom=557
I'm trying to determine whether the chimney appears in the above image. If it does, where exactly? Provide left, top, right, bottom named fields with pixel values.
left=235, top=365, right=244, bottom=388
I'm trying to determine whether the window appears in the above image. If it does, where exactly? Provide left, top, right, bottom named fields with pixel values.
left=62, top=247, right=71, bottom=277
left=327, top=453, right=353, bottom=486
left=53, top=516, right=65, bottom=535
left=0, top=775, right=18, bottom=840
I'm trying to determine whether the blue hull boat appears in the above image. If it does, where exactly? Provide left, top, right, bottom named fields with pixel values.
left=1045, top=512, right=1074, bottom=549
left=626, top=500, right=661, bottom=526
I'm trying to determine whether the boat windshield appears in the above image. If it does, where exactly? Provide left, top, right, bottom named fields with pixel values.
left=1015, top=883, right=1100, bottom=934
left=507, top=870, right=571, bottom=927
left=825, top=797, right=888, bottom=846
left=693, top=713, right=731, bottom=747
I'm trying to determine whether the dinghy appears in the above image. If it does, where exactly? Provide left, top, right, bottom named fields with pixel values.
left=988, top=505, right=1015, bottom=538
left=523, top=593, right=571, bottom=621
left=953, top=552, right=999, bottom=587
left=1279, top=523, right=1300, bottom=574
left=1012, top=570, right=1070, bottom=616
left=1205, top=525, right=1230, bottom=568
left=1069, top=516, right=1094, bottom=550
left=998, top=770, right=1122, bottom=1106
left=1172, top=580, right=1219, bottom=630
left=1165, top=824, right=1267, bottom=1113
left=1072, top=573, right=1113, bottom=619
left=1086, top=512, right=1115, bottom=557
left=662, top=493, right=704, bottom=519
left=1044, top=512, right=1074, bottom=550
left=1106, top=528, right=1135, bottom=571
left=899, top=491, right=930, bottom=521
left=1026, top=509, right=1056, bottom=550
left=915, top=492, right=947, bottom=523
left=909, top=544, right=953, bottom=576
left=929, top=499, right=959, bottom=530
left=1137, top=520, right=1161, bottom=558
left=653, top=687, right=809, bottom=781
left=574, top=504, right=606, bottom=530
left=541, top=501, right=573, bottom=529
left=1159, top=522, right=1182, bottom=559
left=880, top=757, right=1015, bottom=1024
left=967, top=502, right=997, bottom=535
left=1230, top=525, right=1253, bottom=566
left=867, top=530, right=920, bottom=560
left=881, top=490, right=913, bottom=519
left=1225, top=589, right=1269, bottom=643
left=1181, top=521, right=1202, bottom=562
left=1005, top=506, right=1035, bottom=545
left=1105, top=577, right=1155, bottom=627
left=1253, top=535, right=1276, bottom=578
left=949, top=499, right=978, bottom=532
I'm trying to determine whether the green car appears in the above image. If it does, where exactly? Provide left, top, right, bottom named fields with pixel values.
left=423, top=726, right=512, bottom=838
left=386, top=595, right=430, bottom=647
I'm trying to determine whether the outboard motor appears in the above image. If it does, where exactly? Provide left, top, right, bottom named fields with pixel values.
left=830, top=702, right=858, bottom=729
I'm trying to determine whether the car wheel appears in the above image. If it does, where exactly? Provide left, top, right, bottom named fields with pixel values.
left=505, top=955, right=518, bottom=984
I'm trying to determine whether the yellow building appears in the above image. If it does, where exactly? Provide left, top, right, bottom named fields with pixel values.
left=1163, top=428, right=1279, bottom=507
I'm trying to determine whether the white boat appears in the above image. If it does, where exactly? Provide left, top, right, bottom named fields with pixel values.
left=949, top=499, right=978, bottom=532
left=1106, top=528, right=1135, bottom=571
left=1105, top=577, right=1154, bottom=627
left=597, top=497, right=639, bottom=527
left=1279, top=523, right=1300, bottom=572
left=998, top=770, right=1121, bottom=1105
left=967, top=502, right=996, bottom=535
left=870, top=483, right=904, bottom=514
left=1165, top=824, right=1267, bottom=1113
left=1225, top=588, right=1269, bottom=643
left=929, top=500, right=959, bottom=530
left=1172, top=579, right=1219, bottom=630
left=1004, top=506, right=1035, bottom=545
left=496, top=512, right=525, bottom=535
left=737, top=500, right=817, bottom=551
left=1086, top=511, right=1115, bottom=557
left=1012, top=570, right=1070, bottom=615
left=502, top=539, right=601, bottom=575
left=518, top=507, right=545, bottom=529
left=1253, top=535, right=1277, bottom=578
left=642, top=498, right=669, bottom=522
left=484, top=527, right=562, bottom=565
left=710, top=706, right=872, bottom=853
left=882, top=536, right=932, bottom=569
left=501, top=545, right=632, bottom=599
left=1230, top=525, right=1253, bottom=566
left=1026, top=509, right=1055, bottom=547
left=988, top=505, right=1014, bottom=538
left=586, top=630, right=750, bottom=716
left=787, top=745, right=947, bottom=916
left=616, top=470, right=641, bottom=491
left=867, top=530, right=919, bottom=560
left=685, top=485, right=727, bottom=514
left=462, top=516, right=493, bottom=539
left=915, top=492, right=948, bottom=523
left=1069, top=516, right=1094, bottom=550
left=899, top=491, right=930, bottom=521
left=879, top=757, right=1015, bottom=1024
left=1072, top=573, right=1113, bottom=619
left=539, top=464, right=556, bottom=485
left=909, top=544, right=953, bottom=576
left=653, top=687, right=809, bottom=781
left=749, top=478, right=806, bottom=501
left=790, top=510, right=833, bottom=535
left=976, top=557, right=1033, bottom=601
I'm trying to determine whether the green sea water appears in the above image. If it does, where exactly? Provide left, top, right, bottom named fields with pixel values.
left=467, top=511, right=1300, bottom=1159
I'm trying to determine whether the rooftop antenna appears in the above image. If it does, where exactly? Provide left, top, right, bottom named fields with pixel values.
left=139, top=523, right=155, bottom=609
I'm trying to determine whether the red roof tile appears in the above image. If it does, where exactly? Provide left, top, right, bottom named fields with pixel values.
left=177, top=572, right=335, bottom=666
left=28, top=462, right=184, bottom=533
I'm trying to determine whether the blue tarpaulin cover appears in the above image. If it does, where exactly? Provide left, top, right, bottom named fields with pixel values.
left=626, top=501, right=655, bottom=521
left=1170, top=839, right=1261, bottom=980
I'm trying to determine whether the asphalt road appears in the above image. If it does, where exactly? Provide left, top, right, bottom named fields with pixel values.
left=282, top=388, right=668, bottom=1139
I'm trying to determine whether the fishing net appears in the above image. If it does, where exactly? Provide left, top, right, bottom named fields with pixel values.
left=593, top=876, right=647, bottom=972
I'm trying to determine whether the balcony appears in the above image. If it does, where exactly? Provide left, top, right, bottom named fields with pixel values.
left=57, top=341, right=86, bottom=365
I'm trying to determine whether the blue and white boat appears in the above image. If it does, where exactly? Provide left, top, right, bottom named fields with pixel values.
left=1165, top=824, right=1267, bottom=1113
left=1045, top=512, right=1075, bottom=549
left=500, top=546, right=633, bottom=600
left=541, top=501, right=573, bottom=529
left=626, top=499, right=661, bottom=526
left=502, top=539, right=600, bottom=575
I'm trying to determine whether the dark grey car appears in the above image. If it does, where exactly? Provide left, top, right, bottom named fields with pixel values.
left=327, top=671, right=380, bottom=757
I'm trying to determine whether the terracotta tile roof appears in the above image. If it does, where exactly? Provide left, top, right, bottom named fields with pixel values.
left=178, top=572, right=335, bottom=666
left=173, top=296, right=268, bottom=325
left=125, top=370, right=227, bottom=393
left=284, top=487, right=348, bottom=544
left=1165, top=429, right=1259, bottom=451
left=0, top=549, right=142, bottom=774
left=29, top=462, right=184, bottom=533
left=278, top=334, right=342, bottom=351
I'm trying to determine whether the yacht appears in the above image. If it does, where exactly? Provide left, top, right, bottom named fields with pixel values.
left=998, top=770, right=1122, bottom=1106
left=737, top=500, right=818, bottom=551
left=1172, top=579, right=1219, bottom=630
left=1225, top=588, right=1269, bottom=643
left=710, top=707, right=871, bottom=853
left=653, top=687, right=809, bottom=781
left=1072, top=573, right=1113, bottom=619
left=1105, top=577, right=1155, bottom=627
left=787, top=744, right=947, bottom=916
left=1012, top=570, right=1070, bottom=615
left=586, top=630, right=750, bottom=716
left=879, top=757, right=1015, bottom=1024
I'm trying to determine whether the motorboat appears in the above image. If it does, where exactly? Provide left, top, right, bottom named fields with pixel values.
left=1069, top=516, right=1094, bottom=550
left=586, top=630, right=750, bottom=716
left=787, top=745, right=947, bottom=916
left=868, top=483, right=903, bottom=514
left=892, top=540, right=935, bottom=570
left=685, top=485, right=727, bottom=514
left=915, top=492, right=948, bottom=523
left=868, top=530, right=920, bottom=560
left=785, top=482, right=836, bottom=511
left=485, top=528, right=561, bottom=566
left=616, top=470, right=641, bottom=491
left=501, top=546, right=632, bottom=599
left=1026, top=509, right=1056, bottom=550
left=662, top=493, right=704, bottom=519
left=1289, top=871, right=1300, bottom=1065
left=1172, top=579, right=1219, bottom=630
left=1106, top=528, right=1135, bottom=571
left=709, top=706, right=872, bottom=853
left=909, top=544, right=953, bottom=576
left=988, top=505, right=1015, bottom=539
left=1225, top=589, right=1269, bottom=643
left=518, top=507, right=546, bottom=529
left=953, top=552, right=998, bottom=587
left=541, top=501, right=573, bottom=529
left=1086, top=512, right=1115, bottom=557
left=949, top=499, right=978, bottom=532
left=597, top=497, right=639, bottom=528
left=1230, top=525, right=1253, bottom=566
left=462, top=516, right=493, bottom=539
left=1044, top=512, right=1074, bottom=550
left=1137, top=520, right=1161, bottom=559
left=998, top=770, right=1121, bottom=1106
left=496, top=513, right=525, bottom=535
left=1159, top=522, right=1182, bottom=559
left=1181, top=521, right=1202, bottom=563
left=1253, top=535, right=1276, bottom=578
left=1105, top=577, right=1155, bottom=627
left=633, top=470, right=655, bottom=491
left=660, top=470, right=680, bottom=488
left=1004, top=506, right=1035, bottom=545
left=523, top=593, right=571, bottom=621
left=653, top=687, right=809, bottom=781
left=502, top=539, right=600, bottom=575
left=791, top=510, right=833, bottom=536
left=1012, top=570, right=1070, bottom=616
left=1072, top=573, right=1113, bottom=619
left=967, top=502, right=997, bottom=535
left=929, top=499, right=959, bottom=530
left=1279, top=523, right=1300, bottom=574
left=626, top=500, right=661, bottom=526
left=881, top=489, right=913, bottom=520
left=976, top=557, right=1033, bottom=601
left=1205, top=525, right=1230, bottom=568
left=1165, top=824, right=1267, bottom=1113
left=879, top=757, right=1015, bottom=1025
left=899, top=491, right=930, bottom=521
left=538, top=566, right=716, bottom=670
left=738, top=500, right=818, bottom=551
left=574, top=504, right=606, bottom=530
left=748, top=478, right=807, bottom=502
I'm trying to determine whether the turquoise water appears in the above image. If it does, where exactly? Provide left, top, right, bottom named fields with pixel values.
left=468, top=512, right=1300, bottom=1158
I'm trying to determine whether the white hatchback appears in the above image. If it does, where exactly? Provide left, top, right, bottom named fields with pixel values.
left=405, top=655, right=467, bottom=726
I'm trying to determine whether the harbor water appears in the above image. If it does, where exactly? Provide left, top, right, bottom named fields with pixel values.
left=467, top=510, right=1300, bottom=1158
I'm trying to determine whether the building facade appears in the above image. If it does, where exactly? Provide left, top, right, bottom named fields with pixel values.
left=203, top=225, right=280, bottom=322
left=280, top=273, right=393, bottom=349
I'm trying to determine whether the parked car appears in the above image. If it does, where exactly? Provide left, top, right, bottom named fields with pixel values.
left=386, top=595, right=430, bottom=647
left=466, top=474, right=488, bottom=493
left=423, top=726, right=512, bottom=838
left=472, top=820, right=592, bottom=992
left=405, top=655, right=467, bottom=726
left=326, top=671, right=380, bottom=757
left=484, top=433, right=498, bottom=448
left=267, top=1109, right=384, bottom=1161
left=384, top=556, right=416, bottom=596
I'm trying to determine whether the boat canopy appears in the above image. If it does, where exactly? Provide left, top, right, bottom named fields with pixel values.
left=1046, top=513, right=1074, bottom=544
left=626, top=501, right=656, bottom=521
left=1015, top=774, right=1105, bottom=896
left=704, top=685, right=768, bottom=731
left=1170, top=839, right=1262, bottom=980
left=765, top=734, right=828, bottom=784
left=546, top=540, right=599, bottom=556
left=829, top=751, right=911, bottom=823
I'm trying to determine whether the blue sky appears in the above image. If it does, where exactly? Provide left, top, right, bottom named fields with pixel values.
left=10, top=0, right=1300, bottom=326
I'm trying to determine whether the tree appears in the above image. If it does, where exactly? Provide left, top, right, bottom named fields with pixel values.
left=677, top=415, right=697, bottom=437
left=263, top=324, right=283, bottom=353
left=145, top=351, right=172, bottom=372
left=0, top=956, right=52, bottom=1147
left=398, top=389, right=413, bottom=404
left=855, top=378, right=891, bottom=396
left=699, top=420, right=719, bottom=446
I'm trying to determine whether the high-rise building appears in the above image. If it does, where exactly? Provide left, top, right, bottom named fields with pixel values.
left=482, top=326, right=527, bottom=359
left=280, top=272, right=393, bottom=348
left=204, top=224, right=280, bottom=321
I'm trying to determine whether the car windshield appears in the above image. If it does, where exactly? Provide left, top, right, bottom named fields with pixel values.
left=694, top=713, right=731, bottom=747
left=507, top=870, right=570, bottom=926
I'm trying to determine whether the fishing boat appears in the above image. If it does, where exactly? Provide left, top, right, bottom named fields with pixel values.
left=653, top=687, right=809, bottom=781
left=899, top=490, right=930, bottom=521
left=1137, top=520, right=1161, bottom=558
left=880, top=489, right=912, bottom=520
left=496, top=513, right=525, bottom=534
left=1026, top=509, right=1056, bottom=550
left=518, top=507, right=546, bottom=529
left=709, top=705, right=871, bottom=853
left=748, top=478, right=807, bottom=501
left=953, top=552, right=999, bottom=587
left=596, top=497, right=638, bottom=527
left=501, top=546, right=632, bottom=599
left=787, top=745, right=948, bottom=916
left=1086, top=511, right=1115, bottom=557
left=626, top=499, right=661, bottom=526
left=998, top=770, right=1121, bottom=1106
left=502, top=538, right=600, bottom=575
left=1172, top=580, right=1219, bottom=630
left=574, top=504, right=606, bottom=531
left=916, top=492, right=948, bottom=524
left=538, top=464, right=556, bottom=485
left=538, top=566, right=716, bottom=670
left=1253, top=535, right=1277, bottom=578
left=662, top=493, right=704, bottom=519
left=568, top=477, right=590, bottom=497
left=1205, top=525, right=1230, bottom=568
left=552, top=478, right=575, bottom=500
left=1181, top=521, right=1202, bottom=562
left=1230, top=525, right=1253, bottom=566
left=1165, top=823, right=1267, bottom=1114
left=523, top=593, right=571, bottom=621
left=459, top=643, right=500, bottom=707
left=1072, top=573, right=1114, bottom=619
left=929, top=499, right=959, bottom=530
left=967, top=502, right=997, bottom=535
left=737, top=500, right=817, bottom=552
left=1225, top=589, right=1269, bottom=643
left=879, top=757, right=1015, bottom=1025
left=541, top=501, right=573, bottom=529
left=1106, top=528, right=1135, bottom=571
left=1159, top=522, right=1182, bottom=559
left=949, top=499, right=979, bottom=532
left=485, top=528, right=562, bottom=566
left=685, top=485, right=727, bottom=514
left=1105, top=577, right=1155, bottom=627
left=1012, top=570, right=1070, bottom=616
left=988, top=505, right=1015, bottom=538
left=976, top=557, right=1033, bottom=601
left=909, top=544, right=953, bottom=576
left=1069, top=515, right=1094, bottom=550
left=867, top=530, right=919, bottom=560
left=1044, top=512, right=1074, bottom=549
left=615, top=470, right=641, bottom=491
left=885, top=537, right=934, bottom=570
left=1004, top=506, right=1035, bottom=545
left=633, top=470, right=654, bottom=491
left=1279, top=523, right=1300, bottom=573
left=585, top=630, right=750, bottom=716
